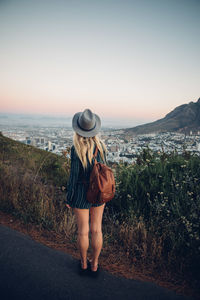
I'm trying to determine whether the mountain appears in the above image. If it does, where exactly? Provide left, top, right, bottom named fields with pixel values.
left=124, top=98, right=200, bottom=135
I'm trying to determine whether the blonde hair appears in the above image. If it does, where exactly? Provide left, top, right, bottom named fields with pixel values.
left=73, top=132, right=107, bottom=169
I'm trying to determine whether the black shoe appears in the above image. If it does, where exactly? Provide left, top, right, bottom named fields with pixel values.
left=88, top=263, right=100, bottom=278
left=78, top=260, right=89, bottom=276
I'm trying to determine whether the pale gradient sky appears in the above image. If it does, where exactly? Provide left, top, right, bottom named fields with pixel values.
left=0, top=0, right=200, bottom=126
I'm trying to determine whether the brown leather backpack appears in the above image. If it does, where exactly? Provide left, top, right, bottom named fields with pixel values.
left=86, top=146, right=115, bottom=204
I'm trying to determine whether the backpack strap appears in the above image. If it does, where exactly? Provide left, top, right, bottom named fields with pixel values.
left=93, top=146, right=98, bottom=159
left=93, top=144, right=107, bottom=164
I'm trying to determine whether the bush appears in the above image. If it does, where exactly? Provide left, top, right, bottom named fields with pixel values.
left=107, top=148, right=200, bottom=284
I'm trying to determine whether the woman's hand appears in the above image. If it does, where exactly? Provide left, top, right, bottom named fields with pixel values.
left=65, top=204, right=71, bottom=209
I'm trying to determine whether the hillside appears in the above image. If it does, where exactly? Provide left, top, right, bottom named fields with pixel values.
left=0, top=131, right=70, bottom=229
left=124, top=98, right=200, bottom=135
left=0, top=131, right=200, bottom=298
left=0, top=132, right=69, bottom=186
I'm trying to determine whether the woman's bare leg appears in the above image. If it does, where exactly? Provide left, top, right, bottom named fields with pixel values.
left=74, top=208, right=90, bottom=269
left=90, top=204, right=105, bottom=271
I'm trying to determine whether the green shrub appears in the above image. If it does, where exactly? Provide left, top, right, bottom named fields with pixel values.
left=107, top=148, right=200, bottom=282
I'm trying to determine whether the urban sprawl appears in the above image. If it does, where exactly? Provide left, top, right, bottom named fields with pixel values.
left=1, top=126, right=200, bottom=164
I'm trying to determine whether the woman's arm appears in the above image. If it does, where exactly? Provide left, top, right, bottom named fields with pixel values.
left=65, top=146, right=80, bottom=206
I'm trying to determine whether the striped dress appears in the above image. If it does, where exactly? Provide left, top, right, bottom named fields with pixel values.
left=65, top=144, right=106, bottom=209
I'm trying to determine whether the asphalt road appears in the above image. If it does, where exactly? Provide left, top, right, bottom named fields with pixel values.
left=0, top=225, right=195, bottom=300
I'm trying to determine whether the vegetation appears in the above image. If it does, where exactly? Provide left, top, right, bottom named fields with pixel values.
left=0, top=132, right=199, bottom=295
left=107, top=147, right=200, bottom=291
left=0, top=132, right=72, bottom=232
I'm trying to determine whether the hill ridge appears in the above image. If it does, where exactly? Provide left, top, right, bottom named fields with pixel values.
left=124, top=98, right=200, bottom=135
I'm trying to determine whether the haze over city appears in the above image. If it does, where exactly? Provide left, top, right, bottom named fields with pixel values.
left=0, top=0, right=199, bottom=127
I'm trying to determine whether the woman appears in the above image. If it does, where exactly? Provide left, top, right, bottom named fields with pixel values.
left=65, top=108, right=107, bottom=277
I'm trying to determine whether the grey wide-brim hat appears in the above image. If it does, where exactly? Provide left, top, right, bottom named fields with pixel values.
left=72, top=109, right=101, bottom=137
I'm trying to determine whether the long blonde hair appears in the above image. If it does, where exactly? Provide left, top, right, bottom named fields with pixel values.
left=73, top=132, right=107, bottom=169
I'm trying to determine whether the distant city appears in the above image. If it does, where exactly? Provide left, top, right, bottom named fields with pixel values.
left=1, top=121, right=200, bottom=164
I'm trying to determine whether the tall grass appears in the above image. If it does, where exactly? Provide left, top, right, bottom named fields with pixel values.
left=0, top=132, right=76, bottom=237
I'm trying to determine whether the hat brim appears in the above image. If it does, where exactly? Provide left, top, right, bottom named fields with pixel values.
left=72, top=112, right=101, bottom=137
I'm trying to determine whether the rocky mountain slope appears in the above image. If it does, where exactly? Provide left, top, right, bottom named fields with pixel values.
left=124, top=98, right=200, bottom=135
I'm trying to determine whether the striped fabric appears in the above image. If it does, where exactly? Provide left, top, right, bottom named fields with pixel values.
left=65, top=144, right=107, bottom=209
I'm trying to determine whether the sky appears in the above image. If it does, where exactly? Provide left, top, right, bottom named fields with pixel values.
left=0, top=0, right=200, bottom=127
